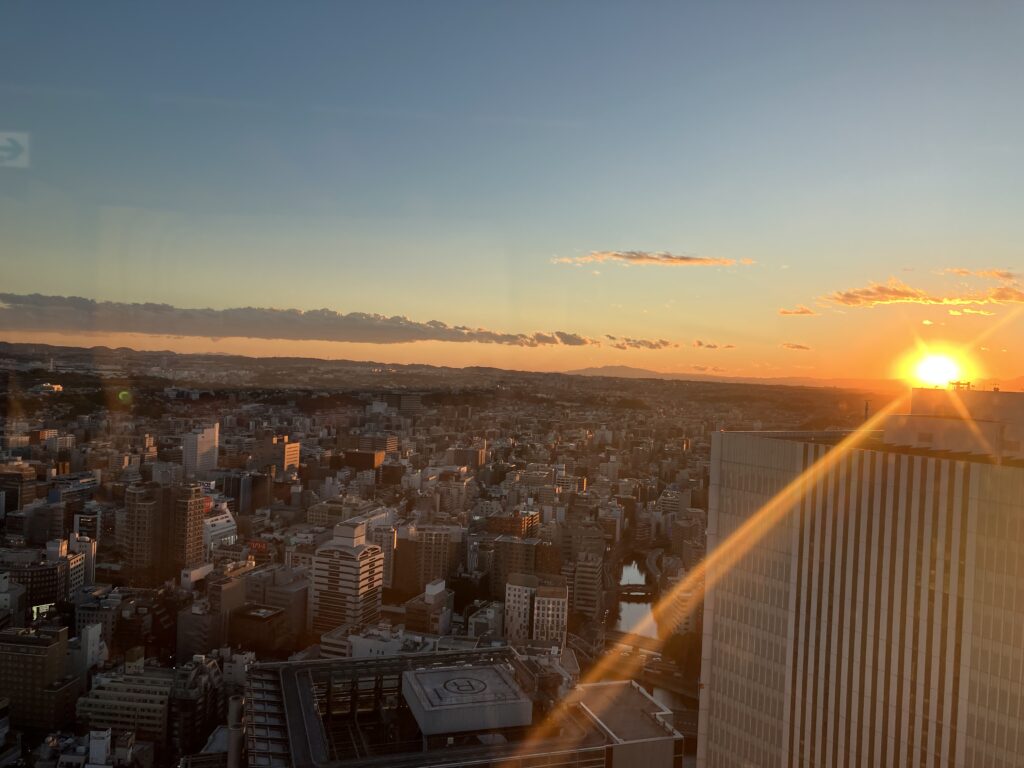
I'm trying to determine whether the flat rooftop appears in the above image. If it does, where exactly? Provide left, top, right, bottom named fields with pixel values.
left=573, top=680, right=676, bottom=742
left=246, top=648, right=682, bottom=768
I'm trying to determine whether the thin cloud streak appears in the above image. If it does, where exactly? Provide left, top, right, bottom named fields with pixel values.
left=605, top=335, right=676, bottom=350
left=0, top=293, right=671, bottom=350
left=553, top=250, right=743, bottom=267
left=778, top=305, right=819, bottom=316
left=942, top=267, right=1019, bottom=283
left=781, top=342, right=812, bottom=351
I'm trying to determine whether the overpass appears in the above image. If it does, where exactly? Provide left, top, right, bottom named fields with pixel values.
left=603, top=629, right=663, bottom=653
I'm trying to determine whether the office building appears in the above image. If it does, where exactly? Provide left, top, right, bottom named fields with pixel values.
left=183, top=425, right=220, bottom=477
left=698, top=388, right=1024, bottom=768
left=309, top=518, right=384, bottom=635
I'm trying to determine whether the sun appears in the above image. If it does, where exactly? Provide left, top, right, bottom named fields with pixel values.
left=914, top=354, right=961, bottom=387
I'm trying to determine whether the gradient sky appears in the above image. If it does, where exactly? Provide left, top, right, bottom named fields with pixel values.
left=2, top=2, right=1023, bottom=381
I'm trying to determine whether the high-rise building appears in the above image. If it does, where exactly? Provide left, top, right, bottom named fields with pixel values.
left=122, top=483, right=206, bottom=585
left=698, top=388, right=1024, bottom=768
left=571, top=552, right=603, bottom=620
left=310, top=518, right=384, bottom=635
left=0, top=626, right=80, bottom=731
left=182, top=424, right=219, bottom=477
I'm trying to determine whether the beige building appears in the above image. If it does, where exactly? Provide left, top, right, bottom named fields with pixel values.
left=309, top=518, right=384, bottom=635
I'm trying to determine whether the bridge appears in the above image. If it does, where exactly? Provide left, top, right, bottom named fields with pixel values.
left=616, top=583, right=659, bottom=599
left=603, top=628, right=663, bottom=653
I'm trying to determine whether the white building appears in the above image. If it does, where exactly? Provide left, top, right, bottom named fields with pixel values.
left=504, top=573, right=568, bottom=649
left=203, top=507, right=238, bottom=555
left=183, top=424, right=219, bottom=477
left=698, top=387, right=1024, bottom=768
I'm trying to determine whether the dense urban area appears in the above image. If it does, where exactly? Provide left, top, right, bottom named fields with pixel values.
left=0, top=341, right=886, bottom=767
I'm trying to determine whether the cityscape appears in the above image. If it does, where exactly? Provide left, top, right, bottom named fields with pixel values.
left=4, top=4, right=1024, bottom=768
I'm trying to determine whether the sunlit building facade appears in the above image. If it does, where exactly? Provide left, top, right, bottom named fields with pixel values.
left=699, top=388, right=1024, bottom=768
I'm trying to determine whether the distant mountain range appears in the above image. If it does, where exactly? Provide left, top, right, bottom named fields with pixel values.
left=1, top=340, right=1019, bottom=393
left=565, top=365, right=1023, bottom=393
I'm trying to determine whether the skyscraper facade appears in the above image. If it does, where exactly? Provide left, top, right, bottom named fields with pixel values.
left=698, top=388, right=1024, bottom=768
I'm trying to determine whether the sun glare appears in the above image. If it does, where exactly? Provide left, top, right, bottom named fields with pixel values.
left=914, top=353, right=960, bottom=387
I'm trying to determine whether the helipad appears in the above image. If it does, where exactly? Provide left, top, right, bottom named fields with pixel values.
left=402, top=664, right=533, bottom=735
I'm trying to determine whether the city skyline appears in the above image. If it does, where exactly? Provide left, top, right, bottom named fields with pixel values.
left=4, top=3, right=1024, bottom=382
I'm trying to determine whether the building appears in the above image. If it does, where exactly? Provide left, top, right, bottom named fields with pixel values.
left=77, top=652, right=224, bottom=755
left=0, top=462, right=37, bottom=514
left=183, top=425, right=219, bottom=477
left=76, top=654, right=173, bottom=744
left=571, top=552, right=603, bottom=620
left=504, top=573, right=569, bottom=648
left=203, top=508, right=238, bottom=557
left=309, top=518, right=384, bottom=635
left=244, top=648, right=684, bottom=768
left=698, top=387, right=1024, bottom=768
left=403, top=579, right=454, bottom=636
left=242, top=564, right=309, bottom=647
left=393, top=523, right=464, bottom=596
left=0, top=541, right=83, bottom=614
left=122, top=483, right=205, bottom=586
left=252, top=436, right=300, bottom=474
left=0, top=626, right=80, bottom=731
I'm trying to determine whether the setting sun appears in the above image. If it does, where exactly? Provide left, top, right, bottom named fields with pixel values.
left=914, top=354, right=960, bottom=387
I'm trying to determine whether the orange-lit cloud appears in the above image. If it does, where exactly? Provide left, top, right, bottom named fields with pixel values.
left=693, top=339, right=736, bottom=350
left=552, top=250, right=740, bottom=267
left=781, top=342, right=812, bottom=350
left=942, top=267, right=1019, bottom=283
left=605, top=335, right=677, bottom=350
left=778, top=304, right=818, bottom=316
left=949, top=308, right=996, bottom=317
left=825, top=277, right=1024, bottom=308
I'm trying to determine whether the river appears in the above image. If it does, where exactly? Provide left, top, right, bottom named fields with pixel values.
left=616, top=559, right=691, bottom=711
left=616, top=559, right=657, bottom=639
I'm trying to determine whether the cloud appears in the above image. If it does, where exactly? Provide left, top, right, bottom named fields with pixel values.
left=942, top=267, right=1019, bottom=283
left=778, top=305, right=819, bottom=316
left=0, top=293, right=610, bottom=348
left=781, top=342, right=812, bottom=351
left=922, top=319, right=934, bottom=326
left=605, top=335, right=676, bottom=350
left=825, top=277, right=1024, bottom=308
left=949, top=308, right=995, bottom=317
left=553, top=250, right=743, bottom=268
left=693, top=339, right=736, bottom=350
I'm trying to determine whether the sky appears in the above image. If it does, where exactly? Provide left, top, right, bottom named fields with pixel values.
left=2, top=2, right=1023, bottom=383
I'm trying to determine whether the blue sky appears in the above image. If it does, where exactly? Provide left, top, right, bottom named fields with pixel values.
left=2, top=2, right=1023, bottom=378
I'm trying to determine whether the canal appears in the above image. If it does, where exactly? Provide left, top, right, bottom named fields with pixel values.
left=615, top=558, right=690, bottom=712
left=616, top=558, right=657, bottom=639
